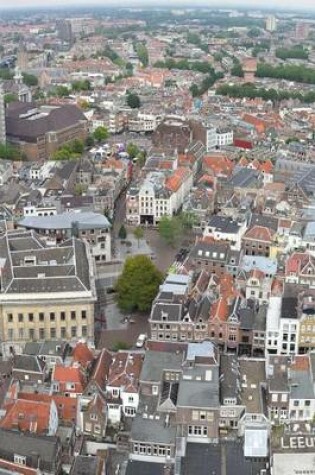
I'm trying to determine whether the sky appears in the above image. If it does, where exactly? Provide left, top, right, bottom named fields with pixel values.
left=0, top=0, right=314, bottom=10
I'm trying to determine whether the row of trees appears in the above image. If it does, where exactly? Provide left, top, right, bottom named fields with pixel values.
left=154, top=58, right=216, bottom=75
left=275, top=46, right=309, bottom=60
left=216, top=83, right=315, bottom=104
left=190, top=70, right=224, bottom=97
left=135, top=42, right=149, bottom=67
left=256, top=62, right=315, bottom=85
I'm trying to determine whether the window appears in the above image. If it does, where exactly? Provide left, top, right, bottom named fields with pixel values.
left=7, top=313, right=13, bottom=323
left=39, top=328, right=45, bottom=340
left=50, top=312, right=55, bottom=321
left=50, top=328, right=56, bottom=338
left=152, top=385, right=158, bottom=395
left=60, top=312, right=66, bottom=321
left=81, top=310, right=87, bottom=319
left=14, top=455, right=26, bottom=466
left=71, top=327, right=77, bottom=337
left=28, top=313, right=34, bottom=322
left=272, top=393, right=278, bottom=402
left=61, top=327, right=66, bottom=338
left=39, top=312, right=44, bottom=322
left=82, top=326, right=87, bottom=337
left=18, top=314, right=23, bottom=323
left=305, top=400, right=311, bottom=406
left=200, top=411, right=206, bottom=420
left=71, top=311, right=76, bottom=320
left=281, top=394, right=288, bottom=403
left=128, top=396, right=134, bottom=403
left=8, top=329, right=14, bottom=340
left=85, top=422, right=92, bottom=432
left=94, top=425, right=101, bottom=434
left=29, top=329, right=35, bottom=340
left=293, top=400, right=299, bottom=407
left=90, top=414, right=98, bottom=421
left=19, top=328, right=24, bottom=340
left=192, top=410, right=199, bottom=421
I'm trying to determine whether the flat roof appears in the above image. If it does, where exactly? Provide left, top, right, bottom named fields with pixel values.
left=19, top=211, right=111, bottom=231
left=273, top=453, right=315, bottom=475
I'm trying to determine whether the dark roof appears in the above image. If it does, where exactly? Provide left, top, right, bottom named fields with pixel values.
left=6, top=102, right=86, bottom=142
left=70, top=455, right=102, bottom=475
left=249, top=213, right=278, bottom=232
left=13, top=354, right=45, bottom=373
left=182, top=442, right=268, bottom=475
left=281, top=297, right=298, bottom=319
left=220, top=354, right=239, bottom=402
left=126, top=460, right=172, bottom=475
left=207, top=215, right=240, bottom=234
left=151, top=303, right=183, bottom=322
left=0, top=429, right=60, bottom=470
left=239, top=307, right=255, bottom=330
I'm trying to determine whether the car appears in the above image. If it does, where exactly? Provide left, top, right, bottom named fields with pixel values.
left=136, top=334, right=147, bottom=348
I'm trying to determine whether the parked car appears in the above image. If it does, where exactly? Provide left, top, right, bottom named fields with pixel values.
left=136, top=334, right=147, bottom=348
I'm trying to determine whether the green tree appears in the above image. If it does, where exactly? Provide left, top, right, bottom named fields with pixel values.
left=158, top=216, right=183, bottom=247
left=136, top=42, right=149, bottom=67
left=133, top=226, right=144, bottom=248
left=127, top=93, right=141, bottom=109
left=55, top=85, right=70, bottom=97
left=231, top=63, right=244, bottom=77
left=0, top=143, right=22, bottom=160
left=116, top=255, right=163, bottom=312
left=85, top=135, right=95, bottom=147
left=127, top=143, right=139, bottom=159
left=4, top=93, right=18, bottom=104
left=93, top=126, right=109, bottom=143
left=22, top=72, right=38, bottom=87
left=71, top=139, right=84, bottom=154
left=118, top=224, right=127, bottom=240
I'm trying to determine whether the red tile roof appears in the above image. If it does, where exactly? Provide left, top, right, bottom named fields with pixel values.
left=210, top=297, right=229, bottom=322
left=72, top=342, right=94, bottom=369
left=107, top=352, right=143, bottom=393
left=0, top=399, right=52, bottom=434
left=18, top=392, right=77, bottom=424
left=244, top=225, right=274, bottom=242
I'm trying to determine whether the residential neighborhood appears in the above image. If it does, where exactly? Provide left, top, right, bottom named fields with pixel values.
left=0, top=3, right=314, bottom=475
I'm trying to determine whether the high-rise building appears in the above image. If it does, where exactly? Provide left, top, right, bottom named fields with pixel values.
left=0, top=83, right=6, bottom=145
left=56, top=19, right=73, bottom=44
left=295, top=21, right=310, bottom=40
left=266, top=15, right=277, bottom=32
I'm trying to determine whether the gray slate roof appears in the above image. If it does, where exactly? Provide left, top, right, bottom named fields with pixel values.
left=140, top=351, right=183, bottom=383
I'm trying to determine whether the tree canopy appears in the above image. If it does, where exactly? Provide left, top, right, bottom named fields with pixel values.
left=116, top=255, right=163, bottom=312
left=127, top=93, right=141, bottom=109
left=93, top=126, right=109, bottom=143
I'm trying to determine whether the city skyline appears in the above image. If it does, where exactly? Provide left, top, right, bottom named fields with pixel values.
left=0, top=0, right=315, bottom=11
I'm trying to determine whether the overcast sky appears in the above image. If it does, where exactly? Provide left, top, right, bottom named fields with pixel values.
left=0, top=0, right=314, bottom=10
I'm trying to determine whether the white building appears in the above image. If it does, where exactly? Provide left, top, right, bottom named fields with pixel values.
left=216, top=127, right=234, bottom=148
left=206, top=127, right=217, bottom=152
left=265, top=296, right=299, bottom=356
left=266, top=15, right=277, bottom=32
left=203, top=215, right=246, bottom=250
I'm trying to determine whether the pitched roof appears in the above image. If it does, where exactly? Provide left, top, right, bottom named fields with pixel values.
left=244, top=225, right=274, bottom=242
left=107, top=352, right=143, bottom=393
left=18, top=392, right=77, bottom=423
left=0, top=399, right=52, bottom=435
left=72, top=342, right=94, bottom=369
left=52, top=364, right=86, bottom=389
left=210, top=297, right=229, bottom=322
